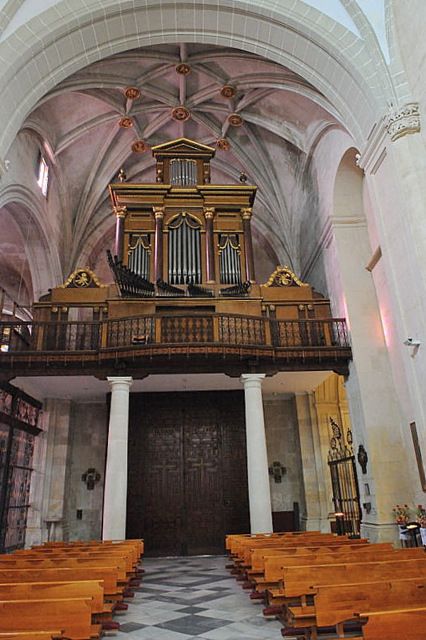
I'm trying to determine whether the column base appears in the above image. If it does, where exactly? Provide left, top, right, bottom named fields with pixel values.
left=300, top=516, right=331, bottom=534
left=360, top=521, right=400, bottom=545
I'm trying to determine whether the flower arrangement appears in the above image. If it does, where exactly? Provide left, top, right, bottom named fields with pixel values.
left=414, top=504, right=426, bottom=527
left=392, top=504, right=410, bottom=524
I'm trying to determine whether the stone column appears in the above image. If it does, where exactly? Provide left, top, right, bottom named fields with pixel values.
left=241, top=207, right=256, bottom=283
left=114, top=206, right=127, bottom=261
left=240, top=373, right=273, bottom=533
left=204, top=206, right=216, bottom=283
left=153, top=206, right=164, bottom=282
left=103, top=376, right=133, bottom=540
left=295, top=392, right=330, bottom=532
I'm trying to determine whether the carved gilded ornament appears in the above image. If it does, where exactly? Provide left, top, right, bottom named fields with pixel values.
left=228, top=113, right=243, bottom=127
left=131, top=140, right=148, bottom=153
left=60, top=268, right=107, bottom=289
left=241, top=207, right=252, bottom=219
left=114, top=205, right=127, bottom=219
left=264, top=266, right=309, bottom=288
left=203, top=207, right=215, bottom=219
left=118, top=116, right=133, bottom=128
left=385, top=103, right=420, bottom=142
left=220, top=85, right=236, bottom=99
left=171, top=106, right=191, bottom=122
left=124, top=87, right=141, bottom=100
left=175, top=62, right=191, bottom=75
left=153, top=206, right=164, bottom=219
left=216, top=138, right=230, bottom=151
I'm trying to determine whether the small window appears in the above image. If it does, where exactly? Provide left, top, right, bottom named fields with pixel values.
left=37, top=155, right=49, bottom=196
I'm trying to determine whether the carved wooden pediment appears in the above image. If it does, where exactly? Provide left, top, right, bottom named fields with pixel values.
left=60, top=268, right=106, bottom=289
left=264, top=266, right=309, bottom=288
left=151, top=137, right=216, bottom=158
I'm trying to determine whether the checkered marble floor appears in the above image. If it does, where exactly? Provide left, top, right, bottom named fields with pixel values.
left=113, top=554, right=283, bottom=639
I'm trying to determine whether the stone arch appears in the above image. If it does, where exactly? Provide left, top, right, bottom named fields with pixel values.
left=0, top=0, right=404, bottom=158
left=0, top=185, right=63, bottom=298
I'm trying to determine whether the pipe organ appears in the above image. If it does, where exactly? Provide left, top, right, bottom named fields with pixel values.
left=18, top=137, right=351, bottom=378
left=110, top=138, right=257, bottom=292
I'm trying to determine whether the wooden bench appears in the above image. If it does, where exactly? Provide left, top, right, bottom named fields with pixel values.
left=0, top=566, right=123, bottom=600
left=248, top=542, right=391, bottom=579
left=0, top=633, right=64, bottom=639
left=0, top=580, right=113, bottom=619
left=0, top=598, right=100, bottom=640
left=13, top=549, right=136, bottom=575
left=357, top=606, right=426, bottom=640
left=0, top=555, right=129, bottom=584
left=268, top=556, right=426, bottom=606
left=307, top=577, right=426, bottom=635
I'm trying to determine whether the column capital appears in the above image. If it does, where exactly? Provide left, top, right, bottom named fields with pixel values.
left=107, top=376, right=133, bottom=390
left=240, top=373, right=266, bottom=388
left=241, top=207, right=252, bottom=219
left=113, top=205, right=127, bottom=219
left=153, top=206, right=164, bottom=219
left=203, top=206, right=215, bottom=219
left=385, top=102, right=420, bottom=142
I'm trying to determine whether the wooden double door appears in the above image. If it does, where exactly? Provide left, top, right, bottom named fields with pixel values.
left=126, top=390, right=250, bottom=556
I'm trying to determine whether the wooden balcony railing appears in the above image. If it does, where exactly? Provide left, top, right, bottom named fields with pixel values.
left=0, top=314, right=350, bottom=353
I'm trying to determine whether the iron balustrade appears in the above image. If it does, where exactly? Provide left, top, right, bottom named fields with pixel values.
left=0, top=316, right=350, bottom=351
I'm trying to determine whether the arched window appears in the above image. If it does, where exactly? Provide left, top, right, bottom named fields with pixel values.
left=168, top=213, right=202, bottom=284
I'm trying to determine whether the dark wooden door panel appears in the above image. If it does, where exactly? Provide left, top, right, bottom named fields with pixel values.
left=126, top=390, right=249, bottom=556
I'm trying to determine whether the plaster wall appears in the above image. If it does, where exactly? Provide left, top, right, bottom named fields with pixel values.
left=64, top=401, right=107, bottom=541
left=263, top=393, right=306, bottom=521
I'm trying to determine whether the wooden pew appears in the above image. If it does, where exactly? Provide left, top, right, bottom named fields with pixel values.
left=0, top=556, right=128, bottom=584
left=263, top=547, right=423, bottom=586
left=309, top=577, right=426, bottom=635
left=0, top=598, right=100, bottom=640
left=357, top=607, right=426, bottom=640
left=0, top=566, right=123, bottom=600
left=27, top=542, right=141, bottom=567
left=268, top=556, right=426, bottom=605
left=12, top=549, right=135, bottom=575
left=0, top=581, right=112, bottom=619
left=0, top=634, right=64, bottom=639
left=248, top=542, right=391, bottom=578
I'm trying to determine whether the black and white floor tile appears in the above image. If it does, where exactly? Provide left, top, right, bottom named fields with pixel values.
left=114, top=555, right=283, bottom=639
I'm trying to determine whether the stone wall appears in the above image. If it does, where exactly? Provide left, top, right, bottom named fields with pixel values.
left=263, top=393, right=306, bottom=526
left=64, top=401, right=107, bottom=541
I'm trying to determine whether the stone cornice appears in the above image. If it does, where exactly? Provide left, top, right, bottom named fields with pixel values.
left=385, top=102, right=420, bottom=142
left=359, top=103, right=421, bottom=172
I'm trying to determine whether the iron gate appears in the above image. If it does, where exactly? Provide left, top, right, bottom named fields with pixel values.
left=327, top=418, right=361, bottom=536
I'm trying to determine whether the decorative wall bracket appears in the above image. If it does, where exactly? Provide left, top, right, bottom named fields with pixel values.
left=268, top=461, right=287, bottom=483
left=385, top=103, right=420, bottom=142
left=82, top=467, right=101, bottom=490
left=357, top=445, right=368, bottom=474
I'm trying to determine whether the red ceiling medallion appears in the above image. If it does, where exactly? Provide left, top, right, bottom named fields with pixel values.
left=131, top=140, right=148, bottom=153
left=216, top=138, right=230, bottom=151
left=118, top=117, right=133, bottom=129
left=175, top=63, right=191, bottom=75
left=228, top=113, right=243, bottom=127
left=221, top=85, right=236, bottom=99
left=171, top=106, right=191, bottom=122
left=124, top=86, right=141, bottom=100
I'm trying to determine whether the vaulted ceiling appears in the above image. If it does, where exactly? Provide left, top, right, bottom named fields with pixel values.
left=24, top=43, right=343, bottom=281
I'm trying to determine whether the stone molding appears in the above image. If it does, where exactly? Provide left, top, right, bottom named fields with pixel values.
left=385, top=103, right=420, bottom=142
left=359, top=103, right=421, bottom=172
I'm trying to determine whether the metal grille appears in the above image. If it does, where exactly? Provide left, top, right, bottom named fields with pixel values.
left=327, top=419, right=361, bottom=536
left=0, top=423, right=35, bottom=552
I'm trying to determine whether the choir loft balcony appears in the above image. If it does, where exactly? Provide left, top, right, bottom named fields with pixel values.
left=0, top=312, right=351, bottom=379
